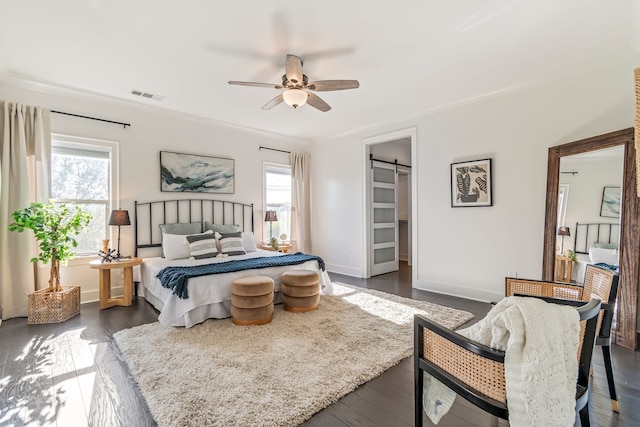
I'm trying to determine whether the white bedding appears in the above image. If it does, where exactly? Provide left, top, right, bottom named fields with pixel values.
left=135, top=249, right=333, bottom=328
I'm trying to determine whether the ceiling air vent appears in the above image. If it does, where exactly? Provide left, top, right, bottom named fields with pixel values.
left=130, top=89, right=165, bottom=101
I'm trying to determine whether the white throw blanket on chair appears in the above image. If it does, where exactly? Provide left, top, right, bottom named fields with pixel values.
left=423, top=296, right=581, bottom=426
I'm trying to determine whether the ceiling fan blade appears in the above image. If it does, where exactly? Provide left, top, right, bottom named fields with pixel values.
left=308, top=80, right=360, bottom=91
left=228, top=81, right=283, bottom=89
left=262, top=94, right=284, bottom=110
left=285, top=54, right=303, bottom=85
left=306, top=93, right=331, bottom=112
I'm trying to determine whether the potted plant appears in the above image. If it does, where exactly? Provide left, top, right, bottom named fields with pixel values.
left=9, top=202, right=91, bottom=323
left=564, top=249, right=578, bottom=264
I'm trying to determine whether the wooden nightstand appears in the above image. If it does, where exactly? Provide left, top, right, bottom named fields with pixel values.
left=89, top=257, right=142, bottom=309
left=261, top=243, right=292, bottom=253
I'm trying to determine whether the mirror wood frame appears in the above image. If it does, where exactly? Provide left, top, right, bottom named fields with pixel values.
left=543, top=127, right=638, bottom=350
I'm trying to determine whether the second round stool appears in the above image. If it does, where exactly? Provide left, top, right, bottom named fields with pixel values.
left=281, top=270, right=320, bottom=313
left=230, top=276, right=274, bottom=325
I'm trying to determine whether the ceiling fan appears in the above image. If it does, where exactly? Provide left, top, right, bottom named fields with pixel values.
left=228, top=54, right=359, bottom=112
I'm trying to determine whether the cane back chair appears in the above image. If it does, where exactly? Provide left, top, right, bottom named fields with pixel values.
left=505, top=264, right=620, bottom=411
left=414, top=297, right=601, bottom=426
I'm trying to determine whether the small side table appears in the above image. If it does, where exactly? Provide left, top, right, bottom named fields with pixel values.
left=554, top=254, right=573, bottom=283
left=260, top=243, right=292, bottom=253
left=89, top=257, right=142, bottom=309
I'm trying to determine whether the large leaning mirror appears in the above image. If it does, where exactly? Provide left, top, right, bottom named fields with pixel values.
left=543, top=128, right=639, bottom=350
left=555, top=146, right=624, bottom=283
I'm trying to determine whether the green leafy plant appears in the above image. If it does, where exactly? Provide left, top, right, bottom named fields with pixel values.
left=9, top=202, right=91, bottom=292
left=270, top=236, right=279, bottom=251
left=565, top=249, right=578, bottom=263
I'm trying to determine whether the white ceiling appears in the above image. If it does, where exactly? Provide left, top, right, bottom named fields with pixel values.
left=0, top=1, right=638, bottom=140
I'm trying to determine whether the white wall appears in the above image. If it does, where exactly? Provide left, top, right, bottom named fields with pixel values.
left=1, top=79, right=310, bottom=303
left=559, top=155, right=624, bottom=253
left=312, top=60, right=635, bottom=303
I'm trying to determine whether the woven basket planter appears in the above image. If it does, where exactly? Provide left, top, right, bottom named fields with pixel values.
left=28, top=286, right=80, bottom=324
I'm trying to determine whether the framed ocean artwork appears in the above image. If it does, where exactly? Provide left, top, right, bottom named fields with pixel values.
left=160, top=151, right=234, bottom=194
left=600, top=186, right=621, bottom=218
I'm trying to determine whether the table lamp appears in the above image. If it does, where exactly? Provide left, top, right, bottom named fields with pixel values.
left=557, top=226, right=570, bottom=254
left=265, top=210, right=278, bottom=242
left=109, top=209, right=131, bottom=259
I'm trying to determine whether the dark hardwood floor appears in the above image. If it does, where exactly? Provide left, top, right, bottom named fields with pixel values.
left=0, top=262, right=637, bottom=426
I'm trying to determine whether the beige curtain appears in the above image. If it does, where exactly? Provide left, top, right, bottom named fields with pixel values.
left=0, top=101, right=51, bottom=319
left=290, top=152, right=311, bottom=253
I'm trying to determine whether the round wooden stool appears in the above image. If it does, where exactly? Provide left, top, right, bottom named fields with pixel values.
left=230, top=276, right=274, bottom=325
left=281, top=270, right=320, bottom=313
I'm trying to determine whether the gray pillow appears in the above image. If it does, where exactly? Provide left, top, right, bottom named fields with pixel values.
left=593, top=242, right=618, bottom=250
left=204, top=222, right=240, bottom=233
left=185, top=231, right=218, bottom=259
left=217, top=231, right=246, bottom=256
left=159, top=222, right=202, bottom=257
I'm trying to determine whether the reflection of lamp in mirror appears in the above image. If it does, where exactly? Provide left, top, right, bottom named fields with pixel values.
left=557, top=226, right=570, bottom=254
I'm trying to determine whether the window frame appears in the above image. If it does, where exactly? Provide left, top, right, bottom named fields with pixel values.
left=263, top=161, right=292, bottom=244
left=51, top=134, right=119, bottom=257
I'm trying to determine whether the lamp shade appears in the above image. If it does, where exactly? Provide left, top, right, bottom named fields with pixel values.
left=108, top=209, right=131, bottom=226
left=282, top=89, right=308, bottom=108
left=264, top=210, right=278, bottom=222
left=557, top=226, right=570, bottom=237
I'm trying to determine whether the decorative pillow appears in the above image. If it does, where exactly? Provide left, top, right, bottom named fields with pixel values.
left=185, top=230, right=218, bottom=259
left=593, top=242, right=618, bottom=250
left=242, top=231, right=258, bottom=252
left=217, top=231, right=246, bottom=256
left=162, top=233, right=191, bottom=260
left=204, top=222, right=240, bottom=233
left=159, top=222, right=202, bottom=257
left=589, top=247, right=618, bottom=265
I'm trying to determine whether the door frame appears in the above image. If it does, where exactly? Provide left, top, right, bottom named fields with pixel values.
left=362, top=127, right=417, bottom=280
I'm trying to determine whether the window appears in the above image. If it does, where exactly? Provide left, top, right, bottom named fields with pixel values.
left=264, top=163, right=291, bottom=243
left=557, top=184, right=569, bottom=228
left=51, top=135, right=118, bottom=256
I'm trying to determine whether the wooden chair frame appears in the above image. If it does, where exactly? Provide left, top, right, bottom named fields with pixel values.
left=414, top=297, right=601, bottom=427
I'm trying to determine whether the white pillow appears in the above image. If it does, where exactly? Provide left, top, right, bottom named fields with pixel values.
left=163, top=230, right=216, bottom=260
left=242, top=232, right=258, bottom=252
left=588, top=247, right=618, bottom=265
left=162, top=233, right=191, bottom=260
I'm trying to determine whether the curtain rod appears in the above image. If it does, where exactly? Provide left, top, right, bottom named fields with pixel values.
left=51, top=110, right=131, bottom=128
left=370, top=154, right=411, bottom=169
left=259, top=146, right=290, bottom=154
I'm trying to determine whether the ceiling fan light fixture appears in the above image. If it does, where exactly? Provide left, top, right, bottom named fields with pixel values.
left=282, top=89, right=308, bottom=108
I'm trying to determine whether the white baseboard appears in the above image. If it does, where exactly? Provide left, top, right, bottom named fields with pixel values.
left=413, top=279, right=503, bottom=303
left=325, top=263, right=363, bottom=278
left=80, top=286, right=123, bottom=304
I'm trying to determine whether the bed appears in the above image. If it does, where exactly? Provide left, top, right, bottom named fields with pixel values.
left=133, top=198, right=332, bottom=327
left=571, top=222, right=620, bottom=284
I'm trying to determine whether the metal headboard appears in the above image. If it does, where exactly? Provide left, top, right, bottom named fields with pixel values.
left=573, top=222, right=620, bottom=255
left=134, top=198, right=254, bottom=256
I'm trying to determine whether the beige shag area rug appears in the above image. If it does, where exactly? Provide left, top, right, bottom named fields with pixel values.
left=114, top=282, right=473, bottom=427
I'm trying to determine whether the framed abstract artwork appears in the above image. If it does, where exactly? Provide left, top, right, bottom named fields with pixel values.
left=600, top=186, right=621, bottom=218
left=451, top=158, right=492, bottom=207
left=160, top=151, right=234, bottom=194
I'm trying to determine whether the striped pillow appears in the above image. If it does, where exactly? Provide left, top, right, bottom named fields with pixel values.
left=217, top=231, right=246, bottom=256
left=185, top=231, right=218, bottom=260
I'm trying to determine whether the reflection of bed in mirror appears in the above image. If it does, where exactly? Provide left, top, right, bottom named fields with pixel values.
left=572, top=222, right=620, bottom=284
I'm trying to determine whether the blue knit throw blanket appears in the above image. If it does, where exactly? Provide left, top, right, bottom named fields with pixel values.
left=156, top=252, right=325, bottom=299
